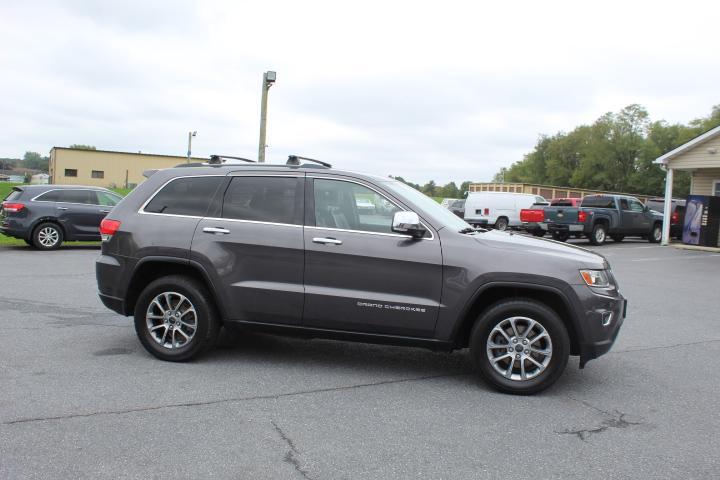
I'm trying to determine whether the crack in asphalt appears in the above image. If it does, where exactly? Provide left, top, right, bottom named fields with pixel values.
left=2, top=371, right=472, bottom=426
left=556, top=409, right=643, bottom=442
left=610, top=338, right=720, bottom=355
left=272, top=420, right=313, bottom=480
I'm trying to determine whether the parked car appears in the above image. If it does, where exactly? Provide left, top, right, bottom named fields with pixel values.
left=464, top=192, right=547, bottom=230
left=544, top=194, right=663, bottom=245
left=95, top=158, right=626, bottom=395
left=645, top=197, right=685, bottom=239
left=448, top=198, right=465, bottom=218
left=0, top=185, right=122, bottom=249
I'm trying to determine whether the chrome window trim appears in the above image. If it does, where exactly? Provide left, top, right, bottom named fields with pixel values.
left=31, top=188, right=121, bottom=207
left=308, top=175, right=435, bottom=241
left=138, top=174, right=304, bottom=226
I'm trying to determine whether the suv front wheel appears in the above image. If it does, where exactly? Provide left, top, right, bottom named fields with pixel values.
left=134, top=275, right=220, bottom=361
left=470, top=299, right=570, bottom=395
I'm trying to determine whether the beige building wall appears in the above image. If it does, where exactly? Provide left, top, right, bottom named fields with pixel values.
left=49, top=148, right=205, bottom=188
left=690, top=168, right=720, bottom=196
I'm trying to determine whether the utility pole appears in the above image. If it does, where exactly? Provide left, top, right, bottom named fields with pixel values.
left=187, top=131, right=197, bottom=163
left=258, top=71, right=276, bottom=163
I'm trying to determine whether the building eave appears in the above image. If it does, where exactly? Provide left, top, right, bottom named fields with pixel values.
left=654, top=124, right=720, bottom=165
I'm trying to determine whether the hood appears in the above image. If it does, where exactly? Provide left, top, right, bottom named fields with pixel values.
left=472, top=230, right=608, bottom=269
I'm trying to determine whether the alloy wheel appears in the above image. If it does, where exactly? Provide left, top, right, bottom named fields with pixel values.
left=146, top=292, right=198, bottom=349
left=38, top=227, right=60, bottom=247
left=486, top=316, right=553, bottom=381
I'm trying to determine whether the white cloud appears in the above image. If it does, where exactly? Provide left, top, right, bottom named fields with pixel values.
left=1, top=0, right=718, bottom=184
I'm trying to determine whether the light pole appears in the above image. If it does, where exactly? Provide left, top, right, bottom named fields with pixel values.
left=187, top=131, right=197, bottom=163
left=258, top=71, right=276, bottom=163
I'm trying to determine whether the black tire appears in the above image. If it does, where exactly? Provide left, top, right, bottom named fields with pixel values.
left=495, top=217, right=509, bottom=231
left=469, top=299, right=570, bottom=395
left=32, top=222, right=63, bottom=250
left=531, top=229, right=545, bottom=237
left=24, top=239, right=33, bottom=246
left=551, top=231, right=569, bottom=242
left=611, top=235, right=624, bottom=242
left=589, top=223, right=607, bottom=246
left=134, top=275, right=220, bottom=362
left=648, top=223, right=662, bottom=243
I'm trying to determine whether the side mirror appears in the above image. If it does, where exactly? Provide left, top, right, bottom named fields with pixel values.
left=392, top=211, right=426, bottom=239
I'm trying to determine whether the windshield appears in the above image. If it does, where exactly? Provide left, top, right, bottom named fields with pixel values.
left=383, top=181, right=472, bottom=231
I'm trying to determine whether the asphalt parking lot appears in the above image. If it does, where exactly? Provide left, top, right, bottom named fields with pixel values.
left=1, top=239, right=719, bottom=479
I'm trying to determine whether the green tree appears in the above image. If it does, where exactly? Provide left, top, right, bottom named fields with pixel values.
left=421, top=180, right=437, bottom=197
left=22, top=151, right=49, bottom=171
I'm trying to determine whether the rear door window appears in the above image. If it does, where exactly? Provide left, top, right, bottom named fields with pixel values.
left=221, top=176, right=302, bottom=225
left=144, top=177, right=224, bottom=216
left=58, top=190, right=97, bottom=204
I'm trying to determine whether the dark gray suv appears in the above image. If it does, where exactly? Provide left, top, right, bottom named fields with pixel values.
left=95, top=159, right=626, bottom=394
left=1, top=185, right=122, bottom=249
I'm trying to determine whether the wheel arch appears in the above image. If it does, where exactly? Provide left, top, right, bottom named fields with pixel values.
left=124, top=258, right=226, bottom=322
left=452, top=283, right=580, bottom=356
left=30, top=217, right=67, bottom=240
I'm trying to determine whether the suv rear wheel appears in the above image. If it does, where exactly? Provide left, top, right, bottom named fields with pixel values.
left=470, top=299, right=570, bottom=395
left=134, top=275, right=220, bottom=361
left=32, top=222, right=63, bottom=250
left=589, top=223, right=607, bottom=245
left=495, top=217, right=509, bottom=231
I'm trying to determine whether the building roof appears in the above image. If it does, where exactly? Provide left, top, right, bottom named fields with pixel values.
left=51, top=146, right=207, bottom=162
left=654, top=124, right=720, bottom=165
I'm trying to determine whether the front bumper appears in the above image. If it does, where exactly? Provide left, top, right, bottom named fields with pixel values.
left=571, top=284, right=626, bottom=368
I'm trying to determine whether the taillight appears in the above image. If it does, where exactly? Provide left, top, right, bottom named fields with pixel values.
left=2, top=202, right=25, bottom=213
left=520, top=209, right=544, bottom=223
left=99, top=219, right=121, bottom=241
left=671, top=211, right=679, bottom=224
left=578, top=210, right=587, bottom=223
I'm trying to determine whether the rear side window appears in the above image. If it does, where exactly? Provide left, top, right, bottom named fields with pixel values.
left=581, top=196, right=616, bottom=208
left=144, top=177, right=223, bottom=216
left=34, top=190, right=61, bottom=202
left=222, top=176, right=301, bottom=225
left=4, top=188, right=22, bottom=201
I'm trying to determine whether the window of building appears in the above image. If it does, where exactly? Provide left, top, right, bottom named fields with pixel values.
left=64, top=169, right=78, bottom=177
left=91, top=170, right=104, bottom=179
left=313, top=179, right=400, bottom=234
left=143, top=176, right=223, bottom=217
left=222, top=176, right=301, bottom=225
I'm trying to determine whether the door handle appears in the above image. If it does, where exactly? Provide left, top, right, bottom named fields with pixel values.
left=57, top=207, right=68, bottom=210
left=99, top=209, right=111, bottom=214
left=203, top=227, right=230, bottom=235
left=312, top=237, right=342, bottom=245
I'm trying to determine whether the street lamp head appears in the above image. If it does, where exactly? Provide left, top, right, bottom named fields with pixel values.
left=191, top=131, right=197, bottom=137
left=265, top=71, right=276, bottom=83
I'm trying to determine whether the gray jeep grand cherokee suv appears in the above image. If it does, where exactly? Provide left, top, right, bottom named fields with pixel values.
left=96, top=158, right=626, bottom=394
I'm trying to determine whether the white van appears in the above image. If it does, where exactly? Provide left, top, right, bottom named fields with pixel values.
left=464, top=192, right=547, bottom=230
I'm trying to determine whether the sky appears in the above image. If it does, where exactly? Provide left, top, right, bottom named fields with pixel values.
left=1, top=0, right=719, bottom=185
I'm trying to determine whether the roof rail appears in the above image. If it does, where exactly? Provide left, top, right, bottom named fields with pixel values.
left=209, top=155, right=256, bottom=165
left=287, top=155, right=332, bottom=168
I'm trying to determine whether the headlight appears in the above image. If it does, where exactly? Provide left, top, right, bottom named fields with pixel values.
left=580, top=269, right=610, bottom=288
